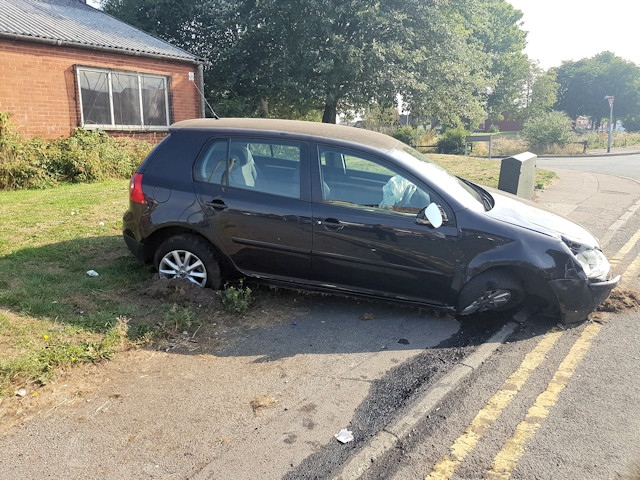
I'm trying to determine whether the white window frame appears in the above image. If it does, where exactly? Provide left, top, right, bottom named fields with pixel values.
left=76, top=66, right=171, bottom=131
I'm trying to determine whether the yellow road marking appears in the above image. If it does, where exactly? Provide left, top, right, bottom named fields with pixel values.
left=621, top=253, right=640, bottom=286
left=425, top=328, right=563, bottom=480
left=609, top=228, right=640, bottom=268
left=485, top=321, right=602, bottom=479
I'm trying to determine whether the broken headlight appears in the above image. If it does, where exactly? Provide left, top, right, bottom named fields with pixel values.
left=562, top=236, right=610, bottom=281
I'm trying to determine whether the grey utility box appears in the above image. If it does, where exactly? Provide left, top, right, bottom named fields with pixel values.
left=498, top=151, right=537, bottom=199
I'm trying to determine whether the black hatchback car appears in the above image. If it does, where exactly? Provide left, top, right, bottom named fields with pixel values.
left=123, top=118, right=619, bottom=323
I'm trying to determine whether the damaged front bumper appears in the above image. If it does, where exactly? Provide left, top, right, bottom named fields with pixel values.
left=549, top=274, right=621, bottom=324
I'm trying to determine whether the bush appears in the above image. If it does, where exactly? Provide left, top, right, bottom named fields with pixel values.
left=218, top=281, right=253, bottom=314
left=522, top=111, right=575, bottom=153
left=436, top=127, right=470, bottom=154
left=0, top=112, right=153, bottom=190
left=391, top=126, right=417, bottom=146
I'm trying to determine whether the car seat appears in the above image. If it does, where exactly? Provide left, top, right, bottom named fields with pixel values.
left=223, top=147, right=258, bottom=187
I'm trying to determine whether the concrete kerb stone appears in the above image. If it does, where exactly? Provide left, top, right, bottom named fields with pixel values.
left=333, top=321, right=520, bottom=480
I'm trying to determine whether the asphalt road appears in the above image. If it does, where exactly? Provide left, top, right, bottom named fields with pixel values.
left=537, top=151, right=640, bottom=179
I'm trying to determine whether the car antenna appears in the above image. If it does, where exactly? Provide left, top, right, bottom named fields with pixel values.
left=190, top=72, right=220, bottom=119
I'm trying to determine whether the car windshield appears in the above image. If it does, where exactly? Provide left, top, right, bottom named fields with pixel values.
left=389, top=147, right=486, bottom=209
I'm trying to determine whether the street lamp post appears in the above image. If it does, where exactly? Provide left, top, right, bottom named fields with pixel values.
left=604, top=95, right=615, bottom=153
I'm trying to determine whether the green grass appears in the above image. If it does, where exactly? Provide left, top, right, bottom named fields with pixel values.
left=0, top=180, right=152, bottom=396
left=430, top=154, right=556, bottom=190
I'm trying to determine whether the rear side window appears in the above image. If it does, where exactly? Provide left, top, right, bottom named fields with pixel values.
left=194, top=138, right=303, bottom=199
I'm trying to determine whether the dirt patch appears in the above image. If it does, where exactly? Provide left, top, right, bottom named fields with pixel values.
left=143, top=277, right=223, bottom=309
left=597, top=288, right=640, bottom=313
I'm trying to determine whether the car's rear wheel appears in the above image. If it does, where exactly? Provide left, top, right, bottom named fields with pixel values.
left=154, top=234, right=222, bottom=289
left=458, top=271, right=524, bottom=315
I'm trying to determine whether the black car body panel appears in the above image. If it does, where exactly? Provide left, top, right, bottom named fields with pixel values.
left=122, top=118, right=619, bottom=323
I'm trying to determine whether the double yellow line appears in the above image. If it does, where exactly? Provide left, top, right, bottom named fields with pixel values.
left=425, top=321, right=602, bottom=480
left=424, top=326, right=560, bottom=479
left=425, top=226, right=639, bottom=479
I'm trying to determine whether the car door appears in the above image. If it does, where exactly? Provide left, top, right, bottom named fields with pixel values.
left=310, top=145, right=459, bottom=306
left=193, top=137, right=313, bottom=283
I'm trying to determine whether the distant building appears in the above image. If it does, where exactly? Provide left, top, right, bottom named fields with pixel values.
left=480, top=114, right=523, bottom=132
left=0, top=0, right=205, bottom=141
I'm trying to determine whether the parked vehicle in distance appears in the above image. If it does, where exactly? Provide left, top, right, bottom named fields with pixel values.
left=123, top=118, right=620, bottom=323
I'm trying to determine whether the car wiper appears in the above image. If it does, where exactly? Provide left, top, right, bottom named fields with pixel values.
left=458, top=177, right=494, bottom=211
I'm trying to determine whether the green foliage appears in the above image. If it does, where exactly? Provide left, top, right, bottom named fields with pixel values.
left=555, top=52, right=640, bottom=130
left=391, top=126, right=418, bottom=146
left=104, top=0, right=529, bottom=128
left=0, top=316, right=129, bottom=395
left=159, top=304, right=198, bottom=333
left=218, top=281, right=253, bottom=314
left=466, top=0, right=530, bottom=121
left=0, top=114, right=152, bottom=190
left=436, top=128, right=470, bottom=155
left=518, top=66, right=559, bottom=124
left=522, top=111, right=575, bottom=153
left=622, top=116, right=640, bottom=132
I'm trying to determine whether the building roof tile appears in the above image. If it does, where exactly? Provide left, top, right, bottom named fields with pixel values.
left=0, top=0, right=202, bottom=62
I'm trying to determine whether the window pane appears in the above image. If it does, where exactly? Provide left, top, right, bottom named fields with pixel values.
left=319, top=146, right=431, bottom=214
left=243, top=139, right=302, bottom=198
left=141, top=76, right=168, bottom=126
left=111, top=73, right=141, bottom=125
left=79, top=70, right=110, bottom=125
left=194, top=140, right=229, bottom=184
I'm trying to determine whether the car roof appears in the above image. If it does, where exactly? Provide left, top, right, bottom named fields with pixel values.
left=170, top=118, right=401, bottom=151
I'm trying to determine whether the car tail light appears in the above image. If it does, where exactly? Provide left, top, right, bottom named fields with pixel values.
left=129, top=173, right=146, bottom=204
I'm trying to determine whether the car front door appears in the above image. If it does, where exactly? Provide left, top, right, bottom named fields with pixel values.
left=310, top=145, right=459, bottom=306
left=194, top=137, right=313, bottom=283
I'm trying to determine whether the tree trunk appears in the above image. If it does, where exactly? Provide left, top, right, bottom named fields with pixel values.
left=260, top=98, right=269, bottom=117
left=322, top=101, right=337, bottom=124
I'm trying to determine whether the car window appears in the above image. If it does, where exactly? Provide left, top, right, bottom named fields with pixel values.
left=318, top=146, right=432, bottom=216
left=195, top=138, right=303, bottom=198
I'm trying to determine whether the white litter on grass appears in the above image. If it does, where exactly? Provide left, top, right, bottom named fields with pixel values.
left=334, top=428, right=354, bottom=444
left=86, top=270, right=99, bottom=277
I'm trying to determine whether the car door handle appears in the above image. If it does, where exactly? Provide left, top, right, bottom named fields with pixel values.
left=204, top=199, right=228, bottom=211
left=318, top=218, right=344, bottom=230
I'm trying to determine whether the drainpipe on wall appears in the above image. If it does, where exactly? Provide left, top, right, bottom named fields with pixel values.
left=198, top=63, right=205, bottom=118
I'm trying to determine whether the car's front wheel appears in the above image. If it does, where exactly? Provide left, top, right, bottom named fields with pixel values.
left=154, top=234, right=222, bottom=289
left=458, top=271, right=524, bottom=315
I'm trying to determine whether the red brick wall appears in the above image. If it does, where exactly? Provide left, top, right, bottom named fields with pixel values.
left=0, top=38, right=202, bottom=140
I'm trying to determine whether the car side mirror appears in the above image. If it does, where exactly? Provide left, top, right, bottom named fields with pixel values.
left=416, top=203, right=445, bottom=228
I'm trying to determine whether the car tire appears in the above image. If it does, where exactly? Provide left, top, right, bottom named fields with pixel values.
left=154, top=234, right=222, bottom=289
left=458, top=270, right=524, bottom=315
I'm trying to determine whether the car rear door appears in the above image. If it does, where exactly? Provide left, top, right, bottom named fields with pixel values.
left=310, top=145, right=459, bottom=306
left=194, top=137, right=313, bottom=283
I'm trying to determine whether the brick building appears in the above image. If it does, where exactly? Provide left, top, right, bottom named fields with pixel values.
left=0, top=0, right=205, bottom=141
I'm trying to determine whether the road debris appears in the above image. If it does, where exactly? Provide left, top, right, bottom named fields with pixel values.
left=334, top=428, right=354, bottom=444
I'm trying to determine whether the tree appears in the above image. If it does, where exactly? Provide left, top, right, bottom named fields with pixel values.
left=464, top=0, right=530, bottom=121
left=555, top=52, right=640, bottom=130
left=398, top=1, right=491, bottom=130
left=102, top=0, right=530, bottom=126
left=518, top=65, right=559, bottom=123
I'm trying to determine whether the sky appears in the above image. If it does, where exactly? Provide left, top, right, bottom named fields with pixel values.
left=507, top=0, right=638, bottom=69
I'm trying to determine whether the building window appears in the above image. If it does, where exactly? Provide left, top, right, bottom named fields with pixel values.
left=76, top=67, right=170, bottom=130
